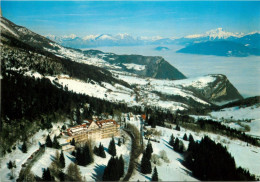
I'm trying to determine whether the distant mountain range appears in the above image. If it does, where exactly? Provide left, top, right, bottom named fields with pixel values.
left=45, top=28, right=260, bottom=49
left=0, top=16, right=185, bottom=81
left=1, top=15, right=243, bottom=109
left=177, top=41, right=260, bottom=57
left=46, top=28, right=260, bottom=57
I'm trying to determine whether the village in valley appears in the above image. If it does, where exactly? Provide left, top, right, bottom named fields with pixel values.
left=1, top=1, right=260, bottom=181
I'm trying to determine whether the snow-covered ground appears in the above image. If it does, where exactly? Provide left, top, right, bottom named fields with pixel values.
left=126, top=114, right=260, bottom=180
left=122, top=63, right=146, bottom=71
left=31, top=133, right=131, bottom=181
left=0, top=119, right=131, bottom=182
left=45, top=43, right=116, bottom=69
left=24, top=71, right=206, bottom=111
left=117, top=73, right=211, bottom=106
left=210, top=104, right=260, bottom=137
left=0, top=122, right=64, bottom=182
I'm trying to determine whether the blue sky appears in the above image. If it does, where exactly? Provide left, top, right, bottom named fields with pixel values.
left=1, top=1, right=260, bottom=37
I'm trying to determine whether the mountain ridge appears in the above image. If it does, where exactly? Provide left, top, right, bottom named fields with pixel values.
left=45, top=28, right=260, bottom=49
left=0, top=16, right=244, bottom=110
left=177, top=41, right=260, bottom=57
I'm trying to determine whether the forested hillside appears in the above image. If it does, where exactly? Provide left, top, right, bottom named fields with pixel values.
left=0, top=69, right=136, bottom=155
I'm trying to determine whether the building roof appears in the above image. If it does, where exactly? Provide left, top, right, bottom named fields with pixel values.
left=67, top=119, right=119, bottom=136
left=96, top=119, right=119, bottom=127
left=141, top=114, right=146, bottom=120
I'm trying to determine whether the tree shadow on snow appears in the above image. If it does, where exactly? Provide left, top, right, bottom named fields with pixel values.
left=66, top=154, right=76, bottom=163
left=180, top=166, right=193, bottom=177
left=90, top=164, right=106, bottom=181
left=162, top=138, right=173, bottom=150
left=177, top=158, right=197, bottom=179
left=135, top=161, right=141, bottom=171
left=140, top=172, right=151, bottom=181
left=103, top=147, right=108, bottom=153
left=50, top=154, right=56, bottom=161
left=177, top=157, right=184, bottom=164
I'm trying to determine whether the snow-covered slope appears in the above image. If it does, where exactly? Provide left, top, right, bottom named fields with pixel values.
left=45, top=28, right=259, bottom=49
left=1, top=15, right=244, bottom=111
left=124, top=114, right=260, bottom=180
left=21, top=69, right=242, bottom=111
left=210, top=104, right=260, bottom=137
left=0, top=122, right=131, bottom=182
left=185, top=28, right=244, bottom=40
left=117, top=73, right=242, bottom=105
left=30, top=135, right=131, bottom=181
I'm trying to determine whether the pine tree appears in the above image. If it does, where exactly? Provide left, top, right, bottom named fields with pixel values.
left=76, top=148, right=82, bottom=165
left=93, top=146, right=99, bottom=156
left=149, top=117, right=156, bottom=128
left=103, top=157, right=120, bottom=181
left=173, top=138, right=179, bottom=152
left=188, top=134, right=195, bottom=152
left=8, top=160, right=13, bottom=169
left=62, top=125, right=66, bottom=130
left=169, top=134, right=175, bottom=147
left=53, top=135, right=60, bottom=149
left=151, top=167, right=159, bottom=181
left=21, top=141, right=27, bottom=153
left=84, top=143, right=93, bottom=165
left=178, top=140, right=185, bottom=153
left=71, top=138, right=76, bottom=146
left=76, top=143, right=93, bottom=166
left=119, top=155, right=124, bottom=178
left=59, top=171, right=65, bottom=181
left=42, top=168, right=52, bottom=181
left=59, top=151, right=65, bottom=168
left=45, top=134, right=52, bottom=148
left=175, top=125, right=180, bottom=131
left=99, top=143, right=106, bottom=158
left=108, top=137, right=116, bottom=156
left=118, top=138, right=122, bottom=146
left=189, top=134, right=194, bottom=143
left=140, top=151, right=152, bottom=174
left=183, top=133, right=188, bottom=141
left=76, top=107, right=82, bottom=125
left=145, top=141, right=153, bottom=160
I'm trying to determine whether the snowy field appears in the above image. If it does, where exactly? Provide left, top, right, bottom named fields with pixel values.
left=24, top=71, right=214, bottom=112
left=0, top=121, right=131, bottom=182
left=126, top=114, right=260, bottom=180
left=31, top=133, right=131, bottom=181
left=0, top=123, right=64, bottom=182
left=210, top=104, right=260, bottom=137
left=117, top=73, right=214, bottom=105
left=1, top=113, right=259, bottom=181
left=122, top=63, right=146, bottom=71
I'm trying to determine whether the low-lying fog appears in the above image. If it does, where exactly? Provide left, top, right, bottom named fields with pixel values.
left=85, top=45, right=260, bottom=98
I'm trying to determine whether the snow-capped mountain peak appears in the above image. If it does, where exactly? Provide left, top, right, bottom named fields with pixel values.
left=139, top=35, right=164, bottom=41
left=185, top=28, right=244, bottom=39
left=184, top=33, right=204, bottom=39
left=245, top=31, right=260, bottom=36
left=83, top=34, right=100, bottom=40
left=45, top=34, right=56, bottom=39
left=96, top=34, right=116, bottom=40
left=115, top=33, right=133, bottom=40
left=62, top=34, right=77, bottom=39
left=206, top=28, right=243, bottom=39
